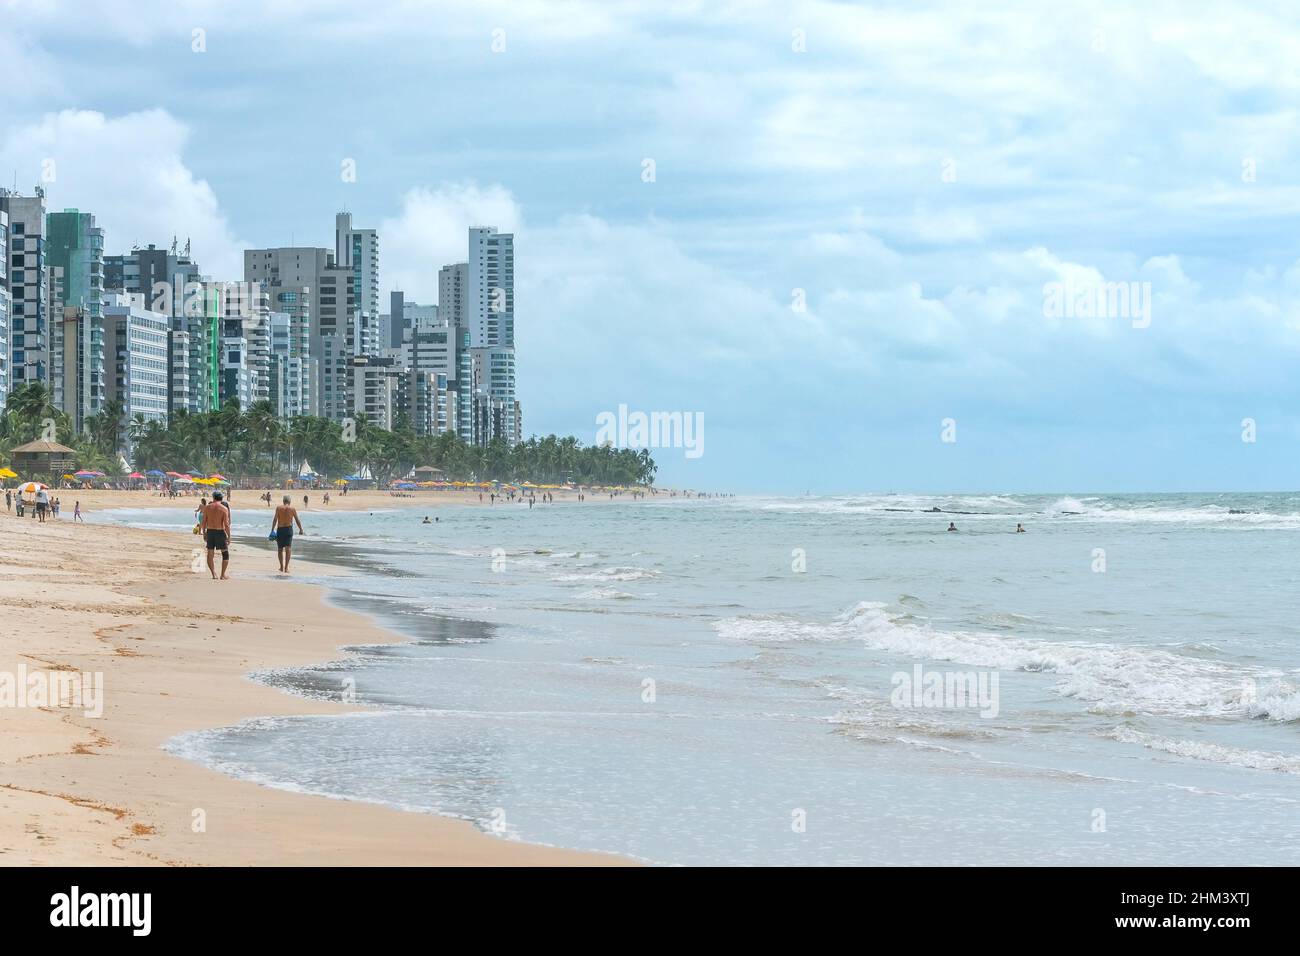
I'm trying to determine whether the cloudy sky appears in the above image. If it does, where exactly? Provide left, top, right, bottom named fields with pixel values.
left=4, top=0, right=1300, bottom=492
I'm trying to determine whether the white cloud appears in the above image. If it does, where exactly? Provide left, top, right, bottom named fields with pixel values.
left=378, top=182, right=524, bottom=302
left=0, top=109, right=246, bottom=278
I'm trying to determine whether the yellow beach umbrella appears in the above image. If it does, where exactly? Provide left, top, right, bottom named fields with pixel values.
left=0, top=467, right=17, bottom=479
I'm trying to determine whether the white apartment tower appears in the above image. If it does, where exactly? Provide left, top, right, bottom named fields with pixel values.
left=103, top=291, right=169, bottom=436
left=335, top=212, right=380, bottom=356
left=465, top=227, right=516, bottom=444
left=467, top=227, right=513, bottom=348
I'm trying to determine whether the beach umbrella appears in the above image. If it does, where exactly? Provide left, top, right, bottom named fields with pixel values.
left=165, top=471, right=186, bottom=478
left=0, top=467, right=17, bottom=479
left=333, top=478, right=348, bottom=485
left=128, top=472, right=144, bottom=479
left=209, top=473, right=228, bottom=481
left=18, top=481, right=47, bottom=495
left=145, top=469, right=166, bottom=477
left=74, top=470, right=100, bottom=479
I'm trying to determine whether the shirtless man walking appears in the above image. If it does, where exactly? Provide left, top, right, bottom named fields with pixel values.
left=201, top=491, right=233, bottom=580
left=272, top=495, right=306, bottom=573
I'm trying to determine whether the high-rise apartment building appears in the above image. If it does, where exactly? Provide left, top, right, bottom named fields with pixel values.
left=103, top=291, right=169, bottom=442
left=105, top=241, right=208, bottom=417
left=437, top=262, right=474, bottom=438
left=214, top=280, right=270, bottom=409
left=335, top=212, right=380, bottom=356
left=244, top=245, right=360, bottom=420
left=46, top=209, right=105, bottom=430
left=457, top=228, right=517, bottom=444
left=0, top=187, right=50, bottom=392
left=0, top=208, right=9, bottom=405
left=467, top=227, right=512, bottom=348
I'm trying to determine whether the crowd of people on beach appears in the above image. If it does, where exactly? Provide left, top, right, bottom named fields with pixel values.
left=4, top=488, right=83, bottom=523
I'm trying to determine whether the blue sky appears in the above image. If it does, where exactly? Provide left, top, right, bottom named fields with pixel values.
left=3, top=0, right=1300, bottom=492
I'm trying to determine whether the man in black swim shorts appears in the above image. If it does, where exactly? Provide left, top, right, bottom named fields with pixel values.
left=200, top=491, right=233, bottom=579
left=271, top=495, right=306, bottom=573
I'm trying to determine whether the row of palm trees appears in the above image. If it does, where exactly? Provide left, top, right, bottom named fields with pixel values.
left=1, top=382, right=658, bottom=487
left=0, top=382, right=123, bottom=474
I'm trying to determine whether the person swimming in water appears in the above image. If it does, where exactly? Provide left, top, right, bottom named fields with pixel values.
left=947, top=522, right=957, bottom=532
left=1016, top=523, right=1026, bottom=533
left=422, top=516, right=431, bottom=524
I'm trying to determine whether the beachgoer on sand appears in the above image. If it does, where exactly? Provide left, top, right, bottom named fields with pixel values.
left=271, top=495, right=305, bottom=573
left=201, top=492, right=232, bottom=580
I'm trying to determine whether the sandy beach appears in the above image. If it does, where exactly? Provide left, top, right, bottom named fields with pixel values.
left=0, top=499, right=630, bottom=866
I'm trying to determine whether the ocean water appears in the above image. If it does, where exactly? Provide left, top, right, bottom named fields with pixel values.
left=98, top=493, right=1300, bottom=865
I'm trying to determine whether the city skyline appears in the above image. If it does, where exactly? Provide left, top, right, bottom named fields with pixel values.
left=0, top=184, right=521, bottom=457
left=4, top=1, right=1300, bottom=491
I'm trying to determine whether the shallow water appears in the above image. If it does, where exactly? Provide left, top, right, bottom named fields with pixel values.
left=98, top=493, right=1300, bottom=864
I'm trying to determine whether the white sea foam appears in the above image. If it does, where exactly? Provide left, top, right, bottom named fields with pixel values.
left=1108, top=727, right=1300, bottom=773
left=554, top=566, right=659, bottom=583
left=1043, top=497, right=1300, bottom=528
left=575, top=587, right=637, bottom=601
left=723, top=494, right=1300, bottom=528
left=715, top=602, right=1300, bottom=721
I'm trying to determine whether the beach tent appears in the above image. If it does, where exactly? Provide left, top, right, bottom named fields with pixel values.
left=298, top=460, right=316, bottom=478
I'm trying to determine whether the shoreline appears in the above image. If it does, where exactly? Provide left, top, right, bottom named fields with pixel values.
left=0, top=506, right=633, bottom=866
left=39, top=486, right=677, bottom=518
